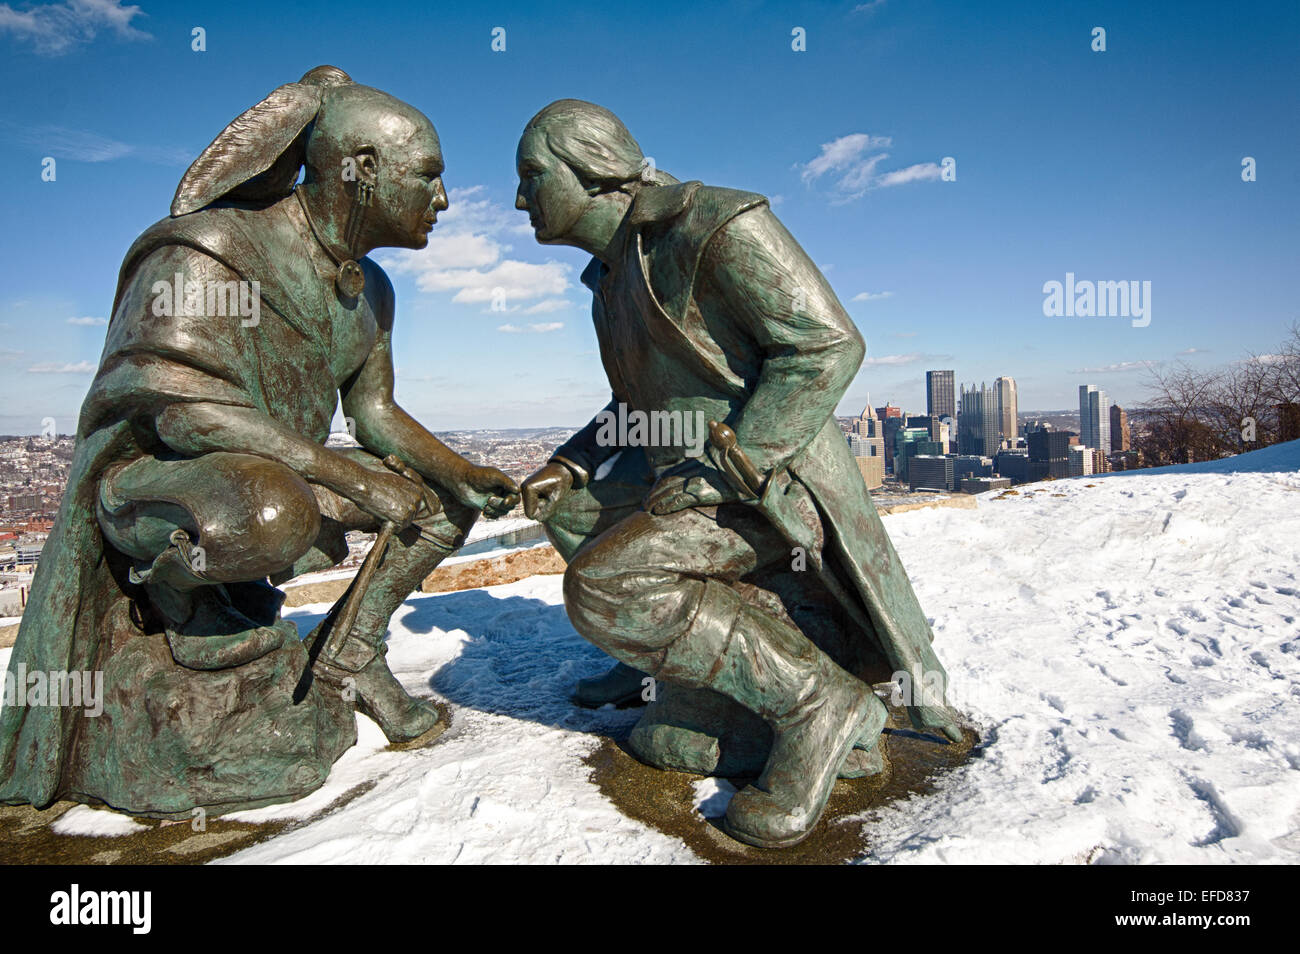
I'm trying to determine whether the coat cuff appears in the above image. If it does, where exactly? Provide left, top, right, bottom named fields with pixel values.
left=549, top=454, right=591, bottom=489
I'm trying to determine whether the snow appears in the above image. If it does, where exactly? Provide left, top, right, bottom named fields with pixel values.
left=218, top=575, right=698, bottom=864
left=856, top=440, right=1300, bottom=864
left=4, top=441, right=1299, bottom=863
left=692, top=778, right=738, bottom=819
left=225, top=439, right=1298, bottom=863
left=1097, top=439, right=1300, bottom=477
left=51, top=804, right=149, bottom=837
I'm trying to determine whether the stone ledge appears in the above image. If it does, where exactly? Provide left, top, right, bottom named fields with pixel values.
left=875, top=494, right=978, bottom=515
left=278, top=544, right=567, bottom=610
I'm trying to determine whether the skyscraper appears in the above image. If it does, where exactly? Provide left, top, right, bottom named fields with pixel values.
left=1069, top=444, right=1094, bottom=476
left=852, top=402, right=886, bottom=460
left=893, top=426, right=935, bottom=482
left=994, top=376, right=1018, bottom=445
left=958, top=382, right=1000, bottom=457
left=1027, top=426, right=1071, bottom=480
left=908, top=455, right=954, bottom=492
left=1109, top=404, right=1130, bottom=452
left=874, top=404, right=904, bottom=473
left=926, top=370, right=955, bottom=422
left=1079, top=385, right=1111, bottom=453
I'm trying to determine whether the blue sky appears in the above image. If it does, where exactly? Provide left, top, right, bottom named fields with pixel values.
left=1, top=0, right=1296, bottom=434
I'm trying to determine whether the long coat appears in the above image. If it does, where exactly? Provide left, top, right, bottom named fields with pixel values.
left=554, top=181, right=957, bottom=737
left=0, top=199, right=376, bottom=806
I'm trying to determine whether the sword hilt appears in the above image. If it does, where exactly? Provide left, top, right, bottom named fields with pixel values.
left=707, top=420, right=764, bottom=498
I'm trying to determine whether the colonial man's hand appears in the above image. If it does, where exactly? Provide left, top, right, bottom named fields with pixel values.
left=643, top=459, right=744, bottom=516
left=521, top=461, right=573, bottom=523
left=451, top=464, right=521, bottom=518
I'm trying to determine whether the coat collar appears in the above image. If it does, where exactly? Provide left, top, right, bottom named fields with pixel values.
left=579, top=181, right=704, bottom=293
left=628, top=180, right=702, bottom=226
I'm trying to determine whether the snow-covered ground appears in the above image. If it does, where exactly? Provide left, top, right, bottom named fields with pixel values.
left=5, top=441, right=1298, bottom=863
left=852, top=442, right=1300, bottom=864
left=220, top=574, right=695, bottom=864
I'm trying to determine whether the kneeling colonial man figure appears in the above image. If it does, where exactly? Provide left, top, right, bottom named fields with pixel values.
left=0, top=67, right=519, bottom=816
left=517, top=100, right=962, bottom=848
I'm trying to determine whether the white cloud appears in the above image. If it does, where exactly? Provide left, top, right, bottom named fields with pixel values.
left=416, top=260, right=570, bottom=304
left=1243, top=353, right=1287, bottom=366
left=66, top=316, right=107, bottom=326
left=799, top=134, right=942, bottom=201
left=498, top=322, right=564, bottom=334
left=27, top=360, right=95, bottom=373
left=521, top=299, right=573, bottom=315
left=875, top=162, right=943, bottom=188
left=0, top=0, right=149, bottom=55
left=3, top=123, right=191, bottom=165
left=800, top=133, right=892, bottom=185
left=378, top=186, right=572, bottom=308
left=422, top=231, right=501, bottom=270
left=851, top=291, right=893, bottom=302
left=10, top=124, right=129, bottom=161
left=1069, top=361, right=1155, bottom=374
left=862, top=353, right=922, bottom=367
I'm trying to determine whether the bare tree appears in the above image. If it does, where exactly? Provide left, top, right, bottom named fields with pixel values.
left=1137, top=323, right=1300, bottom=467
left=1211, top=353, right=1274, bottom=451
left=1135, top=361, right=1228, bottom=466
left=1256, top=321, right=1300, bottom=440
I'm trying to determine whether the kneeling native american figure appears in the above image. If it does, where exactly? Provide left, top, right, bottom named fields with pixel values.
left=0, top=67, right=519, bottom=816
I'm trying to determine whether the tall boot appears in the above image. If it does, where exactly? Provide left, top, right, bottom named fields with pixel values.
left=309, top=608, right=440, bottom=744
left=572, top=660, right=650, bottom=708
left=655, top=579, right=887, bottom=849
left=307, top=516, right=462, bottom=743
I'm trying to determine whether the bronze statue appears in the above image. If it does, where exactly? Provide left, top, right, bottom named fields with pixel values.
left=517, top=100, right=961, bottom=848
left=0, top=67, right=519, bottom=817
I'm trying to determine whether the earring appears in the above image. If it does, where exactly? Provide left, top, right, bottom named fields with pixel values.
left=337, top=178, right=374, bottom=298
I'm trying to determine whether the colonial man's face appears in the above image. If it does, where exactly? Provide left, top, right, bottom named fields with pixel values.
left=367, top=117, right=448, bottom=251
left=515, top=128, right=588, bottom=245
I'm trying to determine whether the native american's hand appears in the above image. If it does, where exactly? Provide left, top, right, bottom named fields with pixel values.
left=643, top=459, right=743, bottom=516
left=521, top=462, right=573, bottom=523
left=358, top=468, right=428, bottom=529
left=450, top=463, right=520, bottom=519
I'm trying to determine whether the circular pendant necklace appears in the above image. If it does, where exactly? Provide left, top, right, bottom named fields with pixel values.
left=295, top=188, right=365, bottom=298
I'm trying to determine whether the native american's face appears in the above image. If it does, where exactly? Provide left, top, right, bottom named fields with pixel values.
left=366, top=118, right=448, bottom=252
left=514, top=128, right=588, bottom=245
